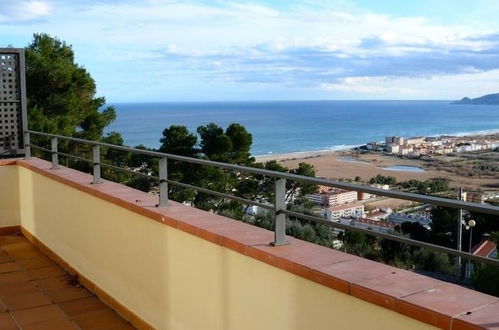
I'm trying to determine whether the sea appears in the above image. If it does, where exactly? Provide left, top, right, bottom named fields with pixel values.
left=105, top=100, right=499, bottom=156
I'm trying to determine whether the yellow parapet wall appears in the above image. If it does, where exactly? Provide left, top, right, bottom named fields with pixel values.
left=16, top=165, right=436, bottom=330
left=0, top=164, right=20, bottom=227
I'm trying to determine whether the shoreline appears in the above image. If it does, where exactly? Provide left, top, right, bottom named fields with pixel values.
left=254, top=148, right=353, bottom=162
left=254, top=131, right=499, bottom=163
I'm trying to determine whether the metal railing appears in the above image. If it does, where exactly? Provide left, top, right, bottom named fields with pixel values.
left=24, top=130, right=499, bottom=266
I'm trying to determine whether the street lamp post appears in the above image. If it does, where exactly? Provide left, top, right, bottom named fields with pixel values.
left=466, top=219, right=476, bottom=280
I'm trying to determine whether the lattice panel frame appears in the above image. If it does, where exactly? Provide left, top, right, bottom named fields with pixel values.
left=0, top=48, right=27, bottom=156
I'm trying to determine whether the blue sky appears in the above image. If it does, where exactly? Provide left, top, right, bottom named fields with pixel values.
left=2, top=0, right=499, bottom=102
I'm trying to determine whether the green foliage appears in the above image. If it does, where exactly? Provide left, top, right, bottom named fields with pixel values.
left=430, top=207, right=459, bottom=248
left=472, top=260, right=499, bottom=297
left=126, top=176, right=152, bottom=192
left=225, top=123, right=254, bottom=164
left=159, top=126, right=197, bottom=157
left=339, top=231, right=379, bottom=259
left=412, top=249, right=454, bottom=275
left=369, top=174, right=396, bottom=185
left=196, top=123, right=253, bottom=164
left=400, top=222, right=431, bottom=243
left=490, top=231, right=499, bottom=244
left=100, top=132, right=132, bottom=183
left=128, top=144, right=157, bottom=174
left=401, top=178, right=449, bottom=194
left=286, top=162, right=318, bottom=202
left=25, top=33, right=121, bottom=174
left=465, top=213, right=499, bottom=248
left=379, top=239, right=408, bottom=264
left=26, top=34, right=116, bottom=141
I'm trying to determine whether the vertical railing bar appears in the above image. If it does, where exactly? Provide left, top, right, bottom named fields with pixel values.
left=271, top=177, right=288, bottom=246
left=158, top=157, right=168, bottom=207
left=24, top=131, right=31, bottom=159
left=50, top=137, right=59, bottom=170
left=92, top=145, right=102, bottom=184
left=456, top=187, right=464, bottom=277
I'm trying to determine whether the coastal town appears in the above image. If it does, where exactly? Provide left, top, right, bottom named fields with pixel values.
left=364, top=134, right=499, bottom=157
left=262, top=133, right=499, bottom=260
left=302, top=185, right=427, bottom=234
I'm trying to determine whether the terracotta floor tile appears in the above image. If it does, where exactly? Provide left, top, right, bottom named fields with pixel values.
left=27, top=266, right=66, bottom=280
left=0, top=281, right=40, bottom=297
left=15, top=256, right=54, bottom=270
left=0, top=292, right=52, bottom=311
left=58, top=296, right=109, bottom=317
left=0, top=262, right=21, bottom=274
left=45, top=286, right=92, bottom=303
left=0, top=312, right=18, bottom=329
left=11, top=304, right=66, bottom=325
left=72, top=309, right=129, bottom=329
left=35, top=276, right=72, bottom=291
left=116, top=324, right=138, bottom=330
left=0, top=251, right=13, bottom=264
left=1, top=241, right=35, bottom=254
left=22, top=318, right=80, bottom=330
left=0, top=271, right=31, bottom=286
left=5, top=250, right=45, bottom=261
left=0, top=235, right=25, bottom=246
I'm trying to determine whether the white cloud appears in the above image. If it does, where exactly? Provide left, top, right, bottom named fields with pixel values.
left=320, top=77, right=425, bottom=97
left=2, top=0, right=499, bottom=100
left=0, top=0, right=52, bottom=23
left=321, top=70, right=499, bottom=99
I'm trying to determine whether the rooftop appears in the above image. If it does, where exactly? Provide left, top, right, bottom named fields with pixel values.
left=473, top=240, right=497, bottom=258
left=1, top=156, right=498, bottom=329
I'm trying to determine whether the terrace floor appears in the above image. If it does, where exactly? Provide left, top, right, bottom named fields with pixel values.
left=0, top=232, right=135, bottom=330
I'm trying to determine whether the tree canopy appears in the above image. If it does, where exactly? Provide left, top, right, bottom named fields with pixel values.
left=25, top=33, right=116, bottom=141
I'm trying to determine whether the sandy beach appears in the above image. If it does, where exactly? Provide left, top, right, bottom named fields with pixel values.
left=256, top=149, right=499, bottom=191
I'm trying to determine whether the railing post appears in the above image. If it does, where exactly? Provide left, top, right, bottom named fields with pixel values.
left=158, top=157, right=168, bottom=207
left=456, top=187, right=464, bottom=277
left=24, top=131, right=31, bottom=159
left=271, top=178, right=288, bottom=246
left=92, top=145, right=102, bottom=184
left=51, top=137, right=59, bottom=170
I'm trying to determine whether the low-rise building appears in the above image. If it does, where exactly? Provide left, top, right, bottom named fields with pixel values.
left=472, top=234, right=497, bottom=259
left=387, top=144, right=400, bottom=154
left=388, top=212, right=432, bottom=227
left=405, top=137, right=424, bottom=146
left=326, top=203, right=364, bottom=221
left=305, top=187, right=358, bottom=206
left=463, top=191, right=484, bottom=204
left=400, top=146, right=413, bottom=155
left=385, top=136, right=404, bottom=145
left=338, top=217, right=395, bottom=233
left=364, top=208, right=392, bottom=220
left=357, top=191, right=375, bottom=200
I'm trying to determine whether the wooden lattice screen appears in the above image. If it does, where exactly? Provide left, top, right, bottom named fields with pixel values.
left=0, top=48, right=27, bottom=157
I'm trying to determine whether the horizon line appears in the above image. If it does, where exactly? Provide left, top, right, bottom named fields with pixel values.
left=106, top=99, right=459, bottom=104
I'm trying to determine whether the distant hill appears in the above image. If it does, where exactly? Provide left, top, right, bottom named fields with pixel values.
left=452, top=93, right=499, bottom=105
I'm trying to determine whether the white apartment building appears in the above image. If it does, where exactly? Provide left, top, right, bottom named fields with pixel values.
left=404, top=137, right=424, bottom=146
left=305, top=187, right=358, bottom=206
left=400, top=146, right=414, bottom=155
left=326, top=203, right=364, bottom=221
left=385, top=136, right=404, bottom=145
left=387, top=144, right=400, bottom=154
